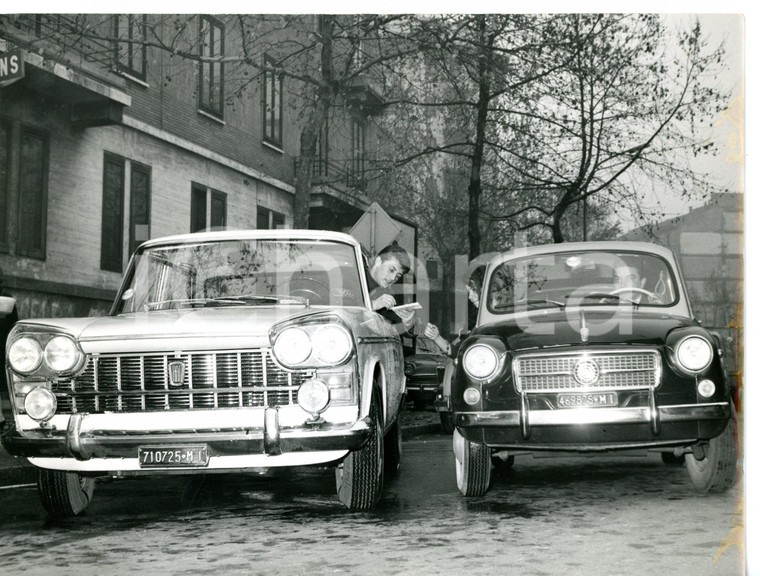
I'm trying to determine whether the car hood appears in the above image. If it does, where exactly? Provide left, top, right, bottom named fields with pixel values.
left=471, top=309, right=699, bottom=351
left=17, top=307, right=380, bottom=354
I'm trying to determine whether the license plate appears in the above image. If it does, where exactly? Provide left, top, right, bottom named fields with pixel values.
left=138, top=445, right=209, bottom=468
left=557, top=392, right=618, bottom=408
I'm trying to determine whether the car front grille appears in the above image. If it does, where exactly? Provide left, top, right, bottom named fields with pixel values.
left=51, top=350, right=311, bottom=414
left=513, top=349, right=661, bottom=393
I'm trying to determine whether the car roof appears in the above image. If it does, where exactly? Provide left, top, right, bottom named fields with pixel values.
left=488, top=241, right=675, bottom=264
left=137, top=229, right=362, bottom=250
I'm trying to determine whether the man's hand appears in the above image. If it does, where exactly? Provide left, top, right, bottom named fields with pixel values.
left=424, top=323, right=440, bottom=340
left=372, top=293, right=396, bottom=311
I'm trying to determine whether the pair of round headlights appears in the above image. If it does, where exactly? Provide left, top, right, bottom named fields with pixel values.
left=273, top=325, right=352, bottom=367
left=8, top=335, right=83, bottom=375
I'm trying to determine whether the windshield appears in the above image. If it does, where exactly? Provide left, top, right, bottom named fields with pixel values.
left=114, top=239, right=364, bottom=313
left=486, top=250, right=678, bottom=313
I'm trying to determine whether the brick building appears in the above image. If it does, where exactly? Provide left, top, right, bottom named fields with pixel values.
left=0, top=14, right=415, bottom=320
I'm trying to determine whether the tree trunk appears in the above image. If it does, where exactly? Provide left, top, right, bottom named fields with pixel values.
left=551, top=189, right=578, bottom=243
left=467, top=16, right=493, bottom=260
left=293, top=16, right=337, bottom=229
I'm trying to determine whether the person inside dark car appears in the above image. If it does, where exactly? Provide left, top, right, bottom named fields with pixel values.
left=613, top=260, right=663, bottom=304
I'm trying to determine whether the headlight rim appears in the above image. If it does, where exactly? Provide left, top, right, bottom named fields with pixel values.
left=24, top=386, right=58, bottom=422
left=272, top=327, right=313, bottom=367
left=43, top=335, right=85, bottom=374
left=312, top=324, right=353, bottom=365
left=7, top=336, right=44, bottom=374
left=674, top=334, right=714, bottom=374
left=463, top=343, right=500, bottom=380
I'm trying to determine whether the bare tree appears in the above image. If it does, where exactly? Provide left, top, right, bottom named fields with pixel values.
left=486, top=14, right=730, bottom=242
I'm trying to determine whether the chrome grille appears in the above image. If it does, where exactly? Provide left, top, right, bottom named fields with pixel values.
left=51, top=350, right=310, bottom=414
left=514, top=349, right=661, bottom=393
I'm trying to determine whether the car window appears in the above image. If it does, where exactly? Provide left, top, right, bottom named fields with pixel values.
left=116, top=239, right=364, bottom=313
left=487, top=250, right=678, bottom=313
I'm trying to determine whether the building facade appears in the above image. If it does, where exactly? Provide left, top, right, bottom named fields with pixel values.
left=0, top=14, right=414, bottom=321
left=620, top=192, right=743, bottom=376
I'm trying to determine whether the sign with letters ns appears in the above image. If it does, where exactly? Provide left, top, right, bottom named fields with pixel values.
left=0, top=50, right=25, bottom=85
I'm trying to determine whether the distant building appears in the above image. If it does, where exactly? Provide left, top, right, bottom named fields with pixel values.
left=620, top=193, right=743, bottom=374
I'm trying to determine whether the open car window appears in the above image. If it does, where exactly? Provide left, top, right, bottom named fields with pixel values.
left=115, top=239, right=364, bottom=313
left=487, top=250, right=679, bottom=313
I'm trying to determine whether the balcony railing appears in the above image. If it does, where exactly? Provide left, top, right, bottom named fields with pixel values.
left=294, top=156, right=366, bottom=191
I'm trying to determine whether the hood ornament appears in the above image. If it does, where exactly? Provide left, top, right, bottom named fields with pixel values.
left=579, top=310, right=589, bottom=343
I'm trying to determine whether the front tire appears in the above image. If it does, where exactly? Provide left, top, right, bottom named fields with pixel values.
left=384, top=418, right=402, bottom=475
left=37, top=469, right=95, bottom=517
left=336, top=391, right=384, bottom=510
left=685, top=403, right=738, bottom=493
left=453, top=429, right=491, bottom=496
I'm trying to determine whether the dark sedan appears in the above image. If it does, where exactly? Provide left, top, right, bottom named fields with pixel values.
left=404, top=337, right=449, bottom=410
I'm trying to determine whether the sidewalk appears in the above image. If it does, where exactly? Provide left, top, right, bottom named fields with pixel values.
left=0, top=406, right=445, bottom=487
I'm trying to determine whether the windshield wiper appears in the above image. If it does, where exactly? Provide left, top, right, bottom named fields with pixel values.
left=207, top=294, right=308, bottom=306
left=145, top=298, right=212, bottom=310
left=579, top=293, right=640, bottom=308
left=499, top=298, right=566, bottom=311
left=146, top=294, right=308, bottom=310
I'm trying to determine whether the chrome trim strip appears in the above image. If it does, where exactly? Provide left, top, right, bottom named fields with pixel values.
left=457, top=402, right=729, bottom=428
left=16, top=405, right=359, bottom=432
left=29, top=450, right=351, bottom=471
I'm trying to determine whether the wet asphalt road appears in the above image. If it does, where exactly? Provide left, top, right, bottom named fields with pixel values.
left=0, top=431, right=744, bottom=576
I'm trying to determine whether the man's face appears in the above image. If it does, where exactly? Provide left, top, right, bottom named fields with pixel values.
left=614, top=266, right=642, bottom=291
left=372, top=256, right=404, bottom=288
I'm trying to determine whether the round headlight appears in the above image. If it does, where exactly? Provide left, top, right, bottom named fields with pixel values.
left=273, top=328, right=312, bottom=366
left=44, top=336, right=82, bottom=373
left=313, top=325, right=352, bottom=364
left=24, top=387, right=57, bottom=421
left=463, top=344, right=499, bottom=379
left=404, top=362, right=415, bottom=376
left=8, top=337, right=43, bottom=374
left=675, top=336, right=713, bottom=373
left=297, top=378, right=330, bottom=415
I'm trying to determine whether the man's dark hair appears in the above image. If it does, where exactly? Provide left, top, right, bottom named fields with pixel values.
left=377, top=241, right=411, bottom=274
left=465, top=265, right=485, bottom=292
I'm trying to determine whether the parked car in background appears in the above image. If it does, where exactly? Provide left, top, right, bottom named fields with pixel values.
left=447, top=241, right=737, bottom=497
left=2, top=230, right=405, bottom=514
left=404, top=336, right=449, bottom=411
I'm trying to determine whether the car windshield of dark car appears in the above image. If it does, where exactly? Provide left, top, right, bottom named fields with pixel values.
left=115, top=239, right=364, bottom=313
left=487, top=250, right=678, bottom=313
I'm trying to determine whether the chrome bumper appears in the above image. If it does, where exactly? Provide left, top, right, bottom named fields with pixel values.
left=2, top=406, right=370, bottom=471
left=456, top=402, right=730, bottom=439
